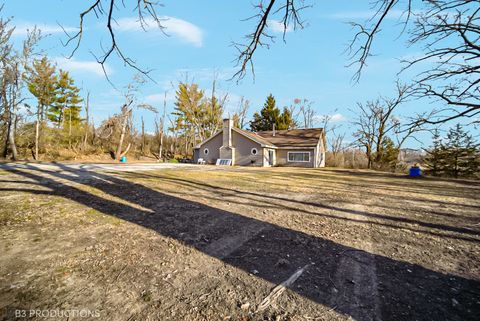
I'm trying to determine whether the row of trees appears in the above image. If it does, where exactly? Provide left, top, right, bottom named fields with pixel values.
left=26, top=58, right=84, bottom=159
left=424, top=125, right=480, bottom=178
left=1, top=13, right=478, bottom=178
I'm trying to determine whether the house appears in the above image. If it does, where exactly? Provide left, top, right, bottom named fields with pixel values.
left=193, top=118, right=326, bottom=168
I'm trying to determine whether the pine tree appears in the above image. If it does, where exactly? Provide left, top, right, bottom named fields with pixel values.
left=376, top=136, right=399, bottom=170
left=250, top=94, right=296, bottom=131
left=26, top=57, right=57, bottom=122
left=424, top=129, right=448, bottom=176
left=49, top=70, right=83, bottom=129
left=443, top=124, right=479, bottom=178
left=25, top=56, right=57, bottom=159
left=278, top=106, right=296, bottom=130
left=250, top=94, right=279, bottom=131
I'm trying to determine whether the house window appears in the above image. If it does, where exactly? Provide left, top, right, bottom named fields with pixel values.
left=288, top=151, right=310, bottom=162
left=251, top=148, right=258, bottom=155
left=204, top=148, right=209, bottom=155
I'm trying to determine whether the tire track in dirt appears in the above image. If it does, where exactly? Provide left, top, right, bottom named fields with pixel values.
left=330, top=203, right=381, bottom=321
left=203, top=220, right=267, bottom=259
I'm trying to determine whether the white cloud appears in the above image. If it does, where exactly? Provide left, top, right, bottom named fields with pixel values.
left=268, top=20, right=293, bottom=33
left=54, top=57, right=113, bottom=77
left=330, top=113, right=346, bottom=122
left=13, top=23, right=77, bottom=36
left=115, top=16, right=203, bottom=47
left=314, top=113, right=346, bottom=123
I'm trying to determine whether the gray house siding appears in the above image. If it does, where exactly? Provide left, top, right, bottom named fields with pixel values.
left=276, top=148, right=315, bottom=168
left=197, top=132, right=222, bottom=164
left=232, top=130, right=263, bottom=166
left=194, top=120, right=325, bottom=167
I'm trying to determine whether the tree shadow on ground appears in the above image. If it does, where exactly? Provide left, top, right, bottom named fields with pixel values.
left=319, top=169, right=480, bottom=187
left=118, top=171, right=480, bottom=243
left=1, top=164, right=480, bottom=321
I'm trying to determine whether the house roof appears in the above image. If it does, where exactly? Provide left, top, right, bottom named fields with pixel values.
left=194, top=130, right=222, bottom=149
left=256, top=128, right=324, bottom=147
left=233, top=127, right=277, bottom=148
left=195, top=126, right=324, bottom=149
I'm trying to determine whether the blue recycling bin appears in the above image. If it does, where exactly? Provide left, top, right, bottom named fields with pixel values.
left=409, top=166, right=421, bottom=177
left=120, top=156, right=127, bottom=163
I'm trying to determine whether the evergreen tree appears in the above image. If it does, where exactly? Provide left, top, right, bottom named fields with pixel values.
left=26, top=57, right=57, bottom=122
left=250, top=94, right=279, bottom=131
left=25, top=57, right=57, bottom=159
left=250, top=94, right=296, bottom=131
left=376, top=136, right=399, bottom=170
left=278, top=106, right=296, bottom=130
left=49, top=70, right=83, bottom=129
left=443, top=124, right=479, bottom=178
left=424, top=129, right=448, bottom=176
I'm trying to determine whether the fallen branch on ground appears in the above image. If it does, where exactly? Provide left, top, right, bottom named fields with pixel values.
left=255, top=263, right=312, bottom=313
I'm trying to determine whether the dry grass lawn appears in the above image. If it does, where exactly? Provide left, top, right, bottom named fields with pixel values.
left=0, top=163, right=479, bottom=321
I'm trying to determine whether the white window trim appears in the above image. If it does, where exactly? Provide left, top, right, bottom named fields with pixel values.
left=251, top=148, right=258, bottom=156
left=287, top=151, right=310, bottom=163
left=204, top=148, right=209, bottom=155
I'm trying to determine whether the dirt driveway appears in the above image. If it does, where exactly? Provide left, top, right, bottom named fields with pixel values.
left=0, top=163, right=479, bottom=320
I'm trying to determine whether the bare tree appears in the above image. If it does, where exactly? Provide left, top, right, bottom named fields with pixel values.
left=232, top=96, right=250, bottom=129
left=65, top=0, right=166, bottom=79
left=329, top=127, right=346, bottom=157
left=237, top=1, right=479, bottom=123
left=352, top=83, right=412, bottom=168
left=168, top=114, right=177, bottom=156
left=82, top=92, right=90, bottom=150
left=62, top=1, right=476, bottom=127
left=295, top=98, right=316, bottom=128
left=1, top=13, right=41, bottom=160
left=154, top=91, right=167, bottom=161
left=232, top=0, right=308, bottom=80
left=115, top=100, right=133, bottom=160
left=98, top=75, right=156, bottom=160
left=352, top=101, right=379, bottom=169
left=318, top=108, right=342, bottom=136
left=403, top=2, right=480, bottom=124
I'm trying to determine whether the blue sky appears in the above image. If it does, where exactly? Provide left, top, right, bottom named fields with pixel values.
left=4, top=0, right=478, bottom=148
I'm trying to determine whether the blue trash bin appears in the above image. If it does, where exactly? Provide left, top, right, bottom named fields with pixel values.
left=120, top=156, right=127, bottom=163
left=409, top=166, right=421, bottom=177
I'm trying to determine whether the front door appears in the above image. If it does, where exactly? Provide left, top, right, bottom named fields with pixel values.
left=268, top=150, right=274, bottom=166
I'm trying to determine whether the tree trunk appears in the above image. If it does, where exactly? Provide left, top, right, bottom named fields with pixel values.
left=141, top=116, right=145, bottom=156
left=115, top=111, right=129, bottom=160
left=158, top=131, right=164, bottom=162
left=68, top=108, right=72, bottom=149
left=119, top=143, right=131, bottom=159
left=9, top=64, right=19, bottom=160
left=6, top=108, right=18, bottom=160
left=83, top=92, right=90, bottom=150
left=366, top=146, right=372, bottom=169
left=34, top=104, right=42, bottom=161
left=34, top=117, right=40, bottom=160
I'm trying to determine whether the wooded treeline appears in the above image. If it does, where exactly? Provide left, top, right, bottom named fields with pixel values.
left=1, top=14, right=479, bottom=178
